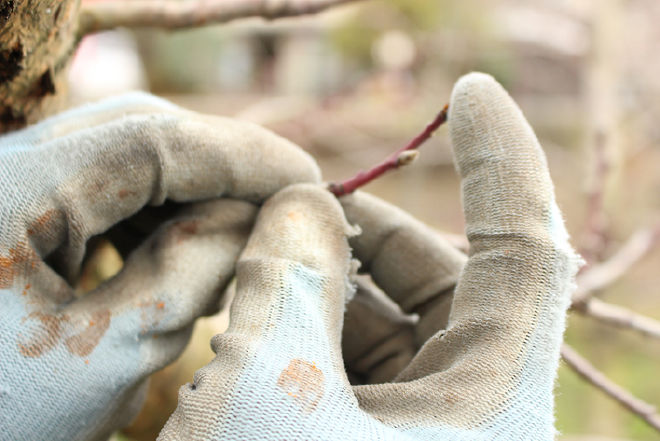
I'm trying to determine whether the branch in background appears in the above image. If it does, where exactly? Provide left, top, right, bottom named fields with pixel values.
left=561, top=343, right=660, bottom=433
left=570, top=224, right=660, bottom=340
left=580, top=130, right=610, bottom=266
left=328, top=105, right=448, bottom=197
left=573, top=297, right=660, bottom=340
left=573, top=225, right=660, bottom=303
left=79, top=0, right=365, bottom=36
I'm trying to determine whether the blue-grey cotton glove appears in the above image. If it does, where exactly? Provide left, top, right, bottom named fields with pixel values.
left=0, top=92, right=321, bottom=441
left=157, top=73, right=581, bottom=440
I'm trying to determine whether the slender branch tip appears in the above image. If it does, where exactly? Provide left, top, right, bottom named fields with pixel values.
left=328, top=104, right=449, bottom=197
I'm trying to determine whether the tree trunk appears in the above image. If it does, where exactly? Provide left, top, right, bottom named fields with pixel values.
left=0, top=0, right=80, bottom=133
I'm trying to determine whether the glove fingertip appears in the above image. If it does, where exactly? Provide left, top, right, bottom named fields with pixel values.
left=449, top=73, right=538, bottom=171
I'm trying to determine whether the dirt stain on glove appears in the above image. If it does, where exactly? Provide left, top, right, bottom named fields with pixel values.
left=0, top=242, right=38, bottom=289
left=117, top=189, right=137, bottom=200
left=17, top=312, right=68, bottom=357
left=17, top=309, right=111, bottom=358
left=0, top=210, right=63, bottom=289
left=277, top=358, right=324, bottom=413
left=174, top=220, right=200, bottom=244
left=287, top=210, right=302, bottom=221
left=26, top=209, right=63, bottom=237
left=65, top=309, right=112, bottom=357
left=139, top=300, right=166, bottom=334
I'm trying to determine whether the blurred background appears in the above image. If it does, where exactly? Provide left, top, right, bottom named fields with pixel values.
left=70, top=0, right=660, bottom=439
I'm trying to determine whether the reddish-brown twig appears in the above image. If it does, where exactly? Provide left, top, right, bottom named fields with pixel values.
left=328, top=105, right=449, bottom=197
left=561, top=344, right=660, bottom=432
left=79, top=0, right=365, bottom=36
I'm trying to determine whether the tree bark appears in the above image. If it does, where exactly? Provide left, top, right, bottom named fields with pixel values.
left=0, top=0, right=81, bottom=133
left=0, top=0, right=364, bottom=134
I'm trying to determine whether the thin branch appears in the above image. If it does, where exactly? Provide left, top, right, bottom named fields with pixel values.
left=570, top=224, right=660, bottom=340
left=79, top=0, right=366, bottom=36
left=580, top=130, right=610, bottom=266
left=329, top=105, right=448, bottom=197
left=561, top=343, right=660, bottom=432
left=572, top=297, right=660, bottom=340
left=573, top=225, right=660, bottom=303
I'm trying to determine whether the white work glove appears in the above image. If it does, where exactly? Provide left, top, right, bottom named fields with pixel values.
left=158, top=73, right=581, bottom=440
left=0, top=93, right=320, bottom=441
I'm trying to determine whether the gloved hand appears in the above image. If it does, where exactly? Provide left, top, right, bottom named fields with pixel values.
left=0, top=93, right=321, bottom=441
left=158, top=73, right=581, bottom=440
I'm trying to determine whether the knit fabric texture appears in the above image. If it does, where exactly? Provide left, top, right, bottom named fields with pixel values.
left=0, top=93, right=320, bottom=441
left=157, top=73, right=581, bottom=440
left=0, top=74, right=580, bottom=440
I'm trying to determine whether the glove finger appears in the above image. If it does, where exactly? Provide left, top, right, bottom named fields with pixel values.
left=2, top=198, right=258, bottom=441
left=343, top=277, right=417, bottom=385
left=1, top=93, right=320, bottom=287
left=102, top=200, right=186, bottom=260
left=4, top=93, right=192, bottom=267
left=0, top=92, right=181, bottom=145
left=159, top=183, right=359, bottom=440
left=353, top=73, right=580, bottom=436
left=339, top=191, right=466, bottom=346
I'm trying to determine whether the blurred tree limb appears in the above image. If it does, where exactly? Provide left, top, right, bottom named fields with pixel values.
left=0, top=0, right=366, bottom=134
left=572, top=225, right=660, bottom=340
left=561, top=344, right=660, bottom=432
left=576, top=227, right=659, bottom=295
left=573, top=297, right=660, bottom=340
left=78, top=0, right=367, bottom=36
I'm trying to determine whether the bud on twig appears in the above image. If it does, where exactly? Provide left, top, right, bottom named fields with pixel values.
left=396, top=150, right=419, bottom=167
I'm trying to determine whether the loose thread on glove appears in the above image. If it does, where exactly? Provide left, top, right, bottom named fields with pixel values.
left=561, top=344, right=660, bottom=433
left=328, top=104, right=449, bottom=197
